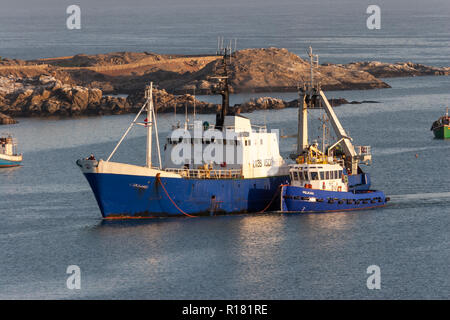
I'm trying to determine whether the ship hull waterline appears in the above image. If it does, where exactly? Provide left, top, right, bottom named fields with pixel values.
left=281, top=185, right=387, bottom=213
left=0, top=157, right=22, bottom=168
left=83, top=172, right=289, bottom=218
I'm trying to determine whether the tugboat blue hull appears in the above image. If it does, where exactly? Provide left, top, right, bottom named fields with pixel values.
left=83, top=172, right=289, bottom=218
left=281, top=185, right=387, bottom=213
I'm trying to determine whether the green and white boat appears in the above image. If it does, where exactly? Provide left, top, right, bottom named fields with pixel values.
left=431, top=108, right=450, bottom=139
left=0, top=135, right=22, bottom=167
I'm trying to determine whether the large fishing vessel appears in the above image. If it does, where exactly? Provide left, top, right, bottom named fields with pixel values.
left=77, top=48, right=289, bottom=218
left=0, top=135, right=22, bottom=167
left=430, top=108, right=450, bottom=139
left=280, top=48, right=388, bottom=213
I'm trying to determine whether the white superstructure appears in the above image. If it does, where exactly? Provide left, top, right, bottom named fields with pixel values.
left=164, top=114, right=288, bottom=179
left=289, top=163, right=347, bottom=192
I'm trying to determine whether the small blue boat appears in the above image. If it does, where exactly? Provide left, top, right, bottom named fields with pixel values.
left=281, top=47, right=388, bottom=213
left=0, top=135, right=22, bottom=167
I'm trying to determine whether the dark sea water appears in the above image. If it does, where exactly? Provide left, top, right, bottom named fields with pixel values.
left=1, top=0, right=449, bottom=299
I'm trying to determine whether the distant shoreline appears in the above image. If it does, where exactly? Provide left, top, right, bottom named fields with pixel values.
left=1, top=48, right=449, bottom=122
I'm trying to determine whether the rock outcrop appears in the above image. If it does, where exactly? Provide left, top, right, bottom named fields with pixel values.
left=235, top=97, right=377, bottom=113
left=0, top=75, right=218, bottom=117
left=1, top=48, right=395, bottom=95
left=2, top=48, right=449, bottom=97
left=0, top=75, right=132, bottom=117
left=160, top=48, right=391, bottom=94
left=1, top=47, right=447, bottom=119
left=0, top=112, right=16, bottom=125
left=339, top=61, right=450, bottom=78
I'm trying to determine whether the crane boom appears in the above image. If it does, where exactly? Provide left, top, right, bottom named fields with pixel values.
left=293, top=47, right=371, bottom=175
left=319, top=90, right=357, bottom=157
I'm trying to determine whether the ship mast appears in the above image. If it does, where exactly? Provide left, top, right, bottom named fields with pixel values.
left=297, top=46, right=318, bottom=154
left=212, top=40, right=232, bottom=131
left=107, top=82, right=162, bottom=169
left=145, top=82, right=162, bottom=169
left=146, top=83, right=153, bottom=168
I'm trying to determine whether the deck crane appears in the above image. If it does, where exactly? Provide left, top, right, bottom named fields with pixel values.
left=295, top=47, right=372, bottom=175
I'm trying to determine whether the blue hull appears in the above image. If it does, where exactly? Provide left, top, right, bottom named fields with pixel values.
left=83, top=172, right=289, bottom=218
left=0, top=158, right=21, bottom=167
left=281, top=185, right=387, bottom=213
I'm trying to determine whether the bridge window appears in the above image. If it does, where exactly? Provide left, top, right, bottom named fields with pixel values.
left=320, top=172, right=325, bottom=180
left=325, top=171, right=329, bottom=179
left=311, top=172, right=319, bottom=180
left=303, top=171, right=309, bottom=180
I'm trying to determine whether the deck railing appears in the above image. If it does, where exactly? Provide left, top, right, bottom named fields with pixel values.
left=171, top=123, right=267, bottom=132
left=165, top=168, right=243, bottom=179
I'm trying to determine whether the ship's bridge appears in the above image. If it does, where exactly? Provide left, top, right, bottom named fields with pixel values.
left=289, top=163, right=348, bottom=192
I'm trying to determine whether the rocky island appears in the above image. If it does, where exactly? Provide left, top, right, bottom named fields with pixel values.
left=1, top=47, right=449, bottom=123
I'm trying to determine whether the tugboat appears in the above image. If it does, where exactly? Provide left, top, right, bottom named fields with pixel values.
left=430, top=108, right=450, bottom=139
left=280, top=47, right=388, bottom=213
left=76, top=47, right=289, bottom=218
left=0, top=135, right=22, bottom=167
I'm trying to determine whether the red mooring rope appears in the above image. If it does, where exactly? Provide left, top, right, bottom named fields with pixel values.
left=156, top=174, right=197, bottom=218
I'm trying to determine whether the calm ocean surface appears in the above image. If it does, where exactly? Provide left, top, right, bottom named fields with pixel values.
left=1, top=76, right=449, bottom=299
left=0, top=0, right=449, bottom=299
